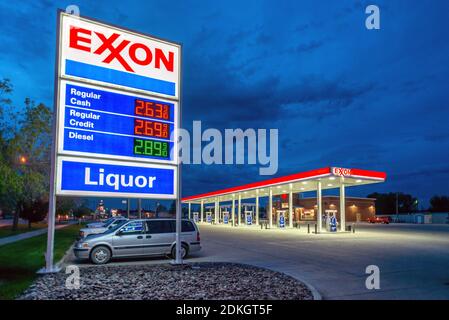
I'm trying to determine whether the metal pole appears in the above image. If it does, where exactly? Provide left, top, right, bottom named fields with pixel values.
left=231, top=194, right=235, bottom=226
left=255, top=189, right=259, bottom=226
left=174, top=151, right=182, bottom=264
left=188, top=202, right=191, bottom=220
left=215, top=198, right=219, bottom=224
left=269, top=188, right=273, bottom=228
left=340, top=181, right=346, bottom=231
left=41, top=11, right=63, bottom=274
left=238, top=193, right=242, bottom=225
left=288, top=183, right=293, bottom=228
left=43, top=183, right=57, bottom=273
left=175, top=174, right=182, bottom=263
left=317, top=181, right=322, bottom=233
left=200, top=200, right=204, bottom=222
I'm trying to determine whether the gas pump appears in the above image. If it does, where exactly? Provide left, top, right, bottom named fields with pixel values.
left=193, top=212, right=199, bottom=223
left=325, top=210, right=338, bottom=232
left=279, top=212, right=285, bottom=228
left=206, top=211, right=212, bottom=223
left=223, top=211, right=230, bottom=224
left=245, top=211, right=253, bottom=225
left=329, top=213, right=337, bottom=232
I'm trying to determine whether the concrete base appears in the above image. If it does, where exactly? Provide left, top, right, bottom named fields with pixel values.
left=36, top=266, right=62, bottom=274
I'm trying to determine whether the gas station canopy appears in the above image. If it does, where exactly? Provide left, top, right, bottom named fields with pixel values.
left=182, top=167, right=387, bottom=204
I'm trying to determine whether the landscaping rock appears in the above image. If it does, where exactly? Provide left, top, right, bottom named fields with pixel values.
left=19, top=262, right=313, bottom=300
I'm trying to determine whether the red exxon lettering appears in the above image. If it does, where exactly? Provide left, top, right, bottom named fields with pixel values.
left=68, top=26, right=175, bottom=74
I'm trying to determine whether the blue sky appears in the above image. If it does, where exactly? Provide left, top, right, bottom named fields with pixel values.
left=1, top=0, right=448, bottom=209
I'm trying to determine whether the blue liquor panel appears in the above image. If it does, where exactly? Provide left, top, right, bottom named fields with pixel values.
left=63, top=129, right=174, bottom=161
left=64, top=106, right=174, bottom=140
left=59, top=159, right=175, bottom=197
left=66, top=83, right=175, bottom=122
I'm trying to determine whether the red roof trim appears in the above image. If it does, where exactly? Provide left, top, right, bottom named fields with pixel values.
left=350, top=168, right=387, bottom=180
left=182, top=167, right=331, bottom=201
left=182, top=167, right=386, bottom=202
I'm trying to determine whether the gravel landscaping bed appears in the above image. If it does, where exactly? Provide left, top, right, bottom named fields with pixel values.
left=19, top=262, right=313, bottom=300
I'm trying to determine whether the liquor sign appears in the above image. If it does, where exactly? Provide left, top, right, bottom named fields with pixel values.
left=53, top=12, right=181, bottom=198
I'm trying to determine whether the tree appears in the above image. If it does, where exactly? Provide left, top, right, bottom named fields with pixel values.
left=73, top=205, right=92, bottom=218
left=56, top=197, right=77, bottom=216
left=368, top=192, right=418, bottom=215
left=0, top=79, right=52, bottom=230
left=21, top=198, right=48, bottom=228
left=430, top=196, right=449, bottom=212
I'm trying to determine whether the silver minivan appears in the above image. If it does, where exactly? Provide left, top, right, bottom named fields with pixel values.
left=74, top=219, right=201, bottom=264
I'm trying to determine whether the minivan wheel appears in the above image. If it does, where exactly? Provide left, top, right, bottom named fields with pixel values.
left=171, top=244, right=188, bottom=259
left=90, top=246, right=111, bottom=264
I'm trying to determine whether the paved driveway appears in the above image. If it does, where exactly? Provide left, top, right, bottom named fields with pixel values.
left=67, top=222, right=449, bottom=300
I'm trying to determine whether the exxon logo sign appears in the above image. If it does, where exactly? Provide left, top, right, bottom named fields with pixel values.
left=60, top=13, right=180, bottom=96
left=332, top=167, right=352, bottom=177
left=69, top=27, right=174, bottom=73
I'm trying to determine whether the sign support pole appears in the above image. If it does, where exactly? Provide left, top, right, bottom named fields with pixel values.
left=173, top=45, right=182, bottom=265
left=38, top=10, right=60, bottom=274
left=39, top=158, right=58, bottom=273
left=174, top=163, right=182, bottom=264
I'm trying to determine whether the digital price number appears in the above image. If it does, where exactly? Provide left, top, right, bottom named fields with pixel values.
left=134, top=138, right=169, bottom=158
left=134, top=119, right=169, bottom=139
left=135, top=99, right=170, bottom=120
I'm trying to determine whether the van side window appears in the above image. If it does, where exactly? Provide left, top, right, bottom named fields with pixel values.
left=146, top=220, right=175, bottom=234
left=120, top=221, right=144, bottom=235
left=182, top=221, right=195, bottom=232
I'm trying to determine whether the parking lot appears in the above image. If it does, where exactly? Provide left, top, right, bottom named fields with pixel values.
left=66, top=222, right=449, bottom=300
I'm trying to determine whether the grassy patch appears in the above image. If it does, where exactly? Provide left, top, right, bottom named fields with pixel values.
left=0, top=223, right=47, bottom=239
left=0, top=223, right=81, bottom=300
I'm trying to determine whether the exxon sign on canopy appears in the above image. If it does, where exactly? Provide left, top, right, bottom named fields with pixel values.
left=60, top=14, right=180, bottom=99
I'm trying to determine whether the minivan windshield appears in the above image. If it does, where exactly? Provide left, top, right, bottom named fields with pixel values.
left=102, top=219, right=128, bottom=234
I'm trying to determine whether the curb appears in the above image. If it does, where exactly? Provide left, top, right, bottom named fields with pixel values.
left=206, top=261, right=322, bottom=300
left=258, top=266, right=322, bottom=301
left=289, top=275, right=322, bottom=300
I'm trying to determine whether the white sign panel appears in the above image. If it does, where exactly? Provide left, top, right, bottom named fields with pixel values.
left=53, top=12, right=181, bottom=199
left=59, top=13, right=180, bottom=99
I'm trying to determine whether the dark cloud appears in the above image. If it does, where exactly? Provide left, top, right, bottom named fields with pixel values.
left=289, top=40, right=323, bottom=54
left=1, top=0, right=448, bottom=205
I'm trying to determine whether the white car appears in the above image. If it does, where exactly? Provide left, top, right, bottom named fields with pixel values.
left=80, top=218, right=128, bottom=238
left=86, top=217, right=117, bottom=228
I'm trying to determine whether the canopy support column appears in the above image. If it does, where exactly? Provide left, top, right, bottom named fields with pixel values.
left=200, top=200, right=204, bottom=222
left=289, top=183, right=293, bottom=228
left=317, top=181, right=322, bottom=233
left=255, top=189, right=260, bottom=226
left=215, top=198, right=219, bottom=224
left=238, top=194, right=242, bottom=226
left=188, top=202, right=191, bottom=220
left=269, top=188, right=273, bottom=228
left=340, top=180, right=346, bottom=232
left=231, top=194, right=235, bottom=225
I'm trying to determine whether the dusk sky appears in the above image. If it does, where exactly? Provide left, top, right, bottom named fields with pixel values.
left=1, top=0, right=448, bottom=209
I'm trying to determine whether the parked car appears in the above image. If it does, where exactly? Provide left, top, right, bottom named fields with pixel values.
left=74, top=219, right=201, bottom=264
left=86, top=217, right=125, bottom=229
left=367, top=216, right=391, bottom=224
left=79, top=218, right=128, bottom=238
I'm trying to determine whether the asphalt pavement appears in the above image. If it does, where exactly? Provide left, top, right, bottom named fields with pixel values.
left=65, top=222, right=449, bottom=300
